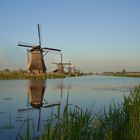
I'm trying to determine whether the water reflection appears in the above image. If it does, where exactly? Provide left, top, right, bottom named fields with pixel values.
left=18, top=80, right=47, bottom=112
left=53, top=78, right=71, bottom=99
left=17, top=80, right=60, bottom=133
left=0, top=95, right=14, bottom=138
left=1, top=76, right=140, bottom=139
left=28, top=80, right=46, bottom=109
left=28, top=80, right=46, bottom=131
left=0, top=112, right=6, bottom=115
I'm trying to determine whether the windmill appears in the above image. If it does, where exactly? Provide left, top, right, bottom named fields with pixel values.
left=64, top=64, right=80, bottom=75
left=18, top=24, right=61, bottom=74
left=52, top=53, right=72, bottom=74
left=73, top=66, right=80, bottom=75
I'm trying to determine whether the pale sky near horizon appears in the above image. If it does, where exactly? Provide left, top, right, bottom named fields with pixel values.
left=0, top=0, right=140, bottom=73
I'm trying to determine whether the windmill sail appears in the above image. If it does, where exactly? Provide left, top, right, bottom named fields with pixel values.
left=38, top=24, right=41, bottom=47
left=42, top=47, right=61, bottom=52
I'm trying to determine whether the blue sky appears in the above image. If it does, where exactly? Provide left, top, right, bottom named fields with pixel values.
left=0, top=0, right=140, bottom=72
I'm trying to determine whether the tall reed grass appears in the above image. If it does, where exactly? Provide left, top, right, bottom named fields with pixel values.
left=0, top=71, right=65, bottom=80
left=17, top=85, right=140, bottom=140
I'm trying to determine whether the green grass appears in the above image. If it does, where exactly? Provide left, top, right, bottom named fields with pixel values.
left=103, top=72, right=140, bottom=78
left=0, top=71, right=66, bottom=80
left=0, top=71, right=89, bottom=80
left=17, top=85, right=140, bottom=140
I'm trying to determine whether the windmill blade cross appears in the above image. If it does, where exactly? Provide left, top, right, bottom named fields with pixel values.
left=42, top=47, right=61, bottom=52
left=17, top=103, right=60, bottom=112
left=18, top=41, right=35, bottom=48
left=18, top=43, right=34, bottom=48
left=17, top=107, right=35, bottom=112
left=37, top=24, right=41, bottom=47
left=42, top=103, right=60, bottom=108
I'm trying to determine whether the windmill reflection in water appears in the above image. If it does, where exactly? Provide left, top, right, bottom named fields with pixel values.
left=17, top=80, right=60, bottom=131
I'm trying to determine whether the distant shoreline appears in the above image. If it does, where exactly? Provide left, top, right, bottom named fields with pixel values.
left=1, top=70, right=140, bottom=80
left=102, top=72, right=140, bottom=78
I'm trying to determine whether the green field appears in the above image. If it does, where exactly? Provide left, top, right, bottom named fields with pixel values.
left=103, top=71, right=140, bottom=78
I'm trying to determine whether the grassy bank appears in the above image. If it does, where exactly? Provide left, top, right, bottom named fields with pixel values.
left=0, top=70, right=90, bottom=80
left=114, top=72, right=140, bottom=77
left=0, top=71, right=65, bottom=80
left=17, top=85, right=140, bottom=140
left=103, top=71, right=140, bottom=78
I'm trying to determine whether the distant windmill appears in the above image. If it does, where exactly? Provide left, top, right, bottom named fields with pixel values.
left=52, top=53, right=72, bottom=74
left=18, top=24, right=61, bottom=74
left=64, top=64, right=80, bottom=75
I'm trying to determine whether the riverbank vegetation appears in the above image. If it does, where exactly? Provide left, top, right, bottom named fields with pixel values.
left=0, top=69, right=90, bottom=80
left=0, top=70, right=65, bottom=80
left=103, top=69, right=140, bottom=78
left=17, top=85, right=140, bottom=140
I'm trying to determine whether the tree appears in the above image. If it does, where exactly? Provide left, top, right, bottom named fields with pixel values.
left=4, top=68, right=10, bottom=72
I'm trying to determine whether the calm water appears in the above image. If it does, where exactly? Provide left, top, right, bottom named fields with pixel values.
left=0, top=75, right=140, bottom=139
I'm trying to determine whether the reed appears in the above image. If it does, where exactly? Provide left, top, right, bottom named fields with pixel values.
left=0, top=71, right=65, bottom=80
left=17, top=85, right=140, bottom=140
